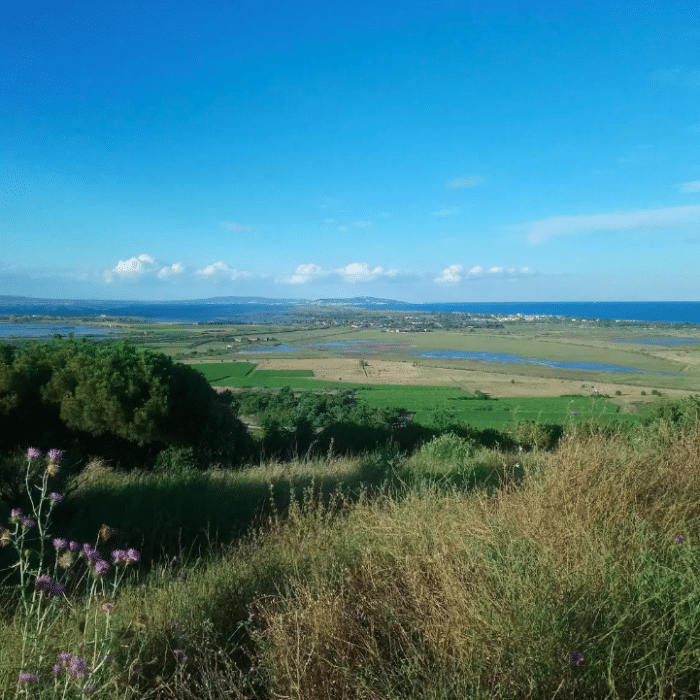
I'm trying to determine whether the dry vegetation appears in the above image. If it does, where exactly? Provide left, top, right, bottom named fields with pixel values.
left=3, top=408, right=700, bottom=699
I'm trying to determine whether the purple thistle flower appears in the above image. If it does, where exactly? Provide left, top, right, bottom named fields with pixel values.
left=52, top=664, right=64, bottom=675
left=48, top=448, right=64, bottom=462
left=57, top=652, right=72, bottom=664
left=111, top=549, right=126, bottom=564
left=48, top=492, right=64, bottom=503
left=19, top=672, right=37, bottom=683
left=53, top=537, right=68, bottom=550
left=569, top=649, right=584, bottom=665
left=35, top=574, right=65, bottom=597
left=69, top=656, right=89, bottom=678
left=101, top=603, right=114, bottom=613
left=125, top=548, right=140, bottom=564
left=676, top=535, right=684, bottom=544
left=93, top=559, right=110, bottom=577
left=26, top=447, right=42, bottom=460
left=69, top=540, right=80, bottom=552
left=85, top=549, right=101, bottom=563
left=20, top=517, right=35, bottom=529
left=10, top=508, right=22, bottom=523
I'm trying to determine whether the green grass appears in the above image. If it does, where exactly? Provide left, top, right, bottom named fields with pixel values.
left=190, top=362, right=257, bottom=381
left=251, top=369, right=314, bottom=377
left=358, top=384, right=628, bottom=428
left=4, top=416, right=700, bottom=698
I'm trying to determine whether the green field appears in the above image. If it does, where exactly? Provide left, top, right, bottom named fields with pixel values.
left=357, top=385, right=627, bottom=428
left=190, top=361, right=256, bottom=381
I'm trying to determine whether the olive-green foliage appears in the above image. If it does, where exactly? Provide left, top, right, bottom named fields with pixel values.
left=642, top=394, right=700, bottom=432
left=510, top=420, right=563, bottom=451
left=0, top=339, right=251, bottom=467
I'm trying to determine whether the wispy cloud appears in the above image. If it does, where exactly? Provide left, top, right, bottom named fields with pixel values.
left=680, top=180, right=700, bottom=193
left=352, top=220, right=373, bottom=228
left=522, top=205, right=700, bottom=244
left=434, top=264, right=535, bottom=285
left=221, top=221, right=256, bottom=232
left=194, top=261, right=251, bottom=281
left=447, top=176, right=483, bottom=189
left=431, top=207, right=460, bottom=217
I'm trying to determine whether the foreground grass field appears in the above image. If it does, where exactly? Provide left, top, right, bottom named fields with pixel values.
left=3, top=406, right=700, bottom=698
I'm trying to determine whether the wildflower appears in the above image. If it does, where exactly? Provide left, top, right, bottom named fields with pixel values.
left=676, top=535, right=684, bottom=544
left=10, top=508, right=23, bottom=524
left=48, top=492, right=64, bottom=504
left=57, top=551, right=74, bottom=569
left=93, top=559, right=110, bottom=577
left=52, top=664, right=64, bottom=675
left=19, top=672, right=37, bottom=683
left=48, top=448, right=64, bottom=463
left=35, top=575, right=65, bottom=597
left=20, top=517, right=35, bottom=529
left=125, top=548, right=140, bottom=565
left=69, top=540, right=80, bottom=552
left=69, top=656, right=89, bottom=678
left=26, top=447, right=42, bottom=460
left=0, top=528, right=10, bottom=547
left=99, top=524, right=113, bottom=542
left=57, top=652, right=72, bottom=664
left=53, top=537, right=68, bottom=550
left=569, top=650, right=584, bottom=665
left=101, top=603, right=114, bottom=613
left=571, top=411, right=578, bottom=416
left=111, top=549, right=126, bottom=564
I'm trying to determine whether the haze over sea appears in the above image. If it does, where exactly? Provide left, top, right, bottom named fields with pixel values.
left=1, top=297, right=700, bottom=328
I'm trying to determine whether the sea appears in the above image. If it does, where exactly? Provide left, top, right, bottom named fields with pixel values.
left=1, top=298, right=700, bottom=338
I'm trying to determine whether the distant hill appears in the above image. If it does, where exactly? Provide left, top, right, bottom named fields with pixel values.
left=0, top=294, right=415, bottom=308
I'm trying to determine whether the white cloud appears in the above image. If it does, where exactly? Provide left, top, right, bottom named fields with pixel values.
left=434, top=264, right=463, bottom=285
left=157, top=263, right=185, bottom=280
left=680, top=180, right=700, bottom=193
left=104, top=254, right=158, bottom=283
left=468, top=265, right=483, bottom=275
left=222, top=221, right=256, bottom=232
left=488, top=266, right=503, bottom=273
left=336, top=262, right=385, bottom=282
left=522, top=205, right=700, bottom=244
left=284, top=263, right=323, bottom=285
left=447, top=176, right=483, bottom=189
left=194, top=261, right=251, bottom=281
left=431, top=207, right=460, bottom=217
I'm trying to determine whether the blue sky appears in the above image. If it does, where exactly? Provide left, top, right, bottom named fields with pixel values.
left=2, top=0, right=699, bottom=302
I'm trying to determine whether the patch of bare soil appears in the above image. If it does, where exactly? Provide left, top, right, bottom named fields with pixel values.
left=246, top=358, right=696, bottom=409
